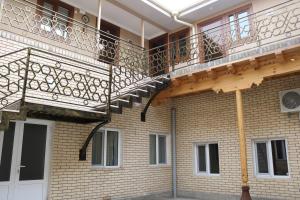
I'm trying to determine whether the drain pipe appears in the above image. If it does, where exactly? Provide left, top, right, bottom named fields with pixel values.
left=171, top=107, right=177, bottom=198
left=173, top=15, right=196, bottom=35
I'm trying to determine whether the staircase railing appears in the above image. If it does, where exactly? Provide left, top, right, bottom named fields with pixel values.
left=0, top=48, right=112, bottom=114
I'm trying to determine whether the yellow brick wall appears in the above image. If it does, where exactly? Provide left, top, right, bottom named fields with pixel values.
left=175, top=74, right=300, bottom=200
left=48, top=101, right=171, bottom=200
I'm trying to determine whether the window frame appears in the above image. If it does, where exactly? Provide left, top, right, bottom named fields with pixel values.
left=169, top=28, right=190, bottom=65
left=197, top=4, right=252, bottom=63
left=37, top=0, right=75, bottom=37
left=194, top=142, right=220, bottom=176
left=92, top=128, right=122, bottom=169
left=149, top=133, right=169, bottom=166
left=253, top=138, right=290, bottom=179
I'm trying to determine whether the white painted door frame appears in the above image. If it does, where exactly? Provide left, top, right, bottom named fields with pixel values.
left=0, top=119, right=54, bottom=200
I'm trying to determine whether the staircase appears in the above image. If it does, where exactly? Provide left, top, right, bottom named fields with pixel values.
left=0, top=47, right=171, bottom=160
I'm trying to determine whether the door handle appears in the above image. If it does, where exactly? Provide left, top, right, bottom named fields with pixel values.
left=17, top=165, right=26, bottom=174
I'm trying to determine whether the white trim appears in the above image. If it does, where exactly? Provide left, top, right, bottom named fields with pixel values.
left=0, top=130, right=3, bottom=166
left=91, top=128, right=122, bottom=169
left=194, top=142, right=220, bottom=176
left=253, top=138, right=290, bottom=179
left=149, top=133, right=170, bottom=166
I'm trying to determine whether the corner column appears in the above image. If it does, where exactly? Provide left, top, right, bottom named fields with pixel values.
left=235, top=89, right=252, bottom=200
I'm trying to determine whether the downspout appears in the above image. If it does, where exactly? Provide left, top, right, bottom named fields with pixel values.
left=171, top=107, right=177, bottom=198
left=173, top=15, right=196, bottom=35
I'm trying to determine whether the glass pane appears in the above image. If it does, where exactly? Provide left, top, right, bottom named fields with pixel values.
left=271, top=140, right=288, bottom=176
left=209, top=144, right=219, bottom=174
left=158, top=135, right=166, bottom=164
left=198, top=145, right=206, bottom=172
left=256, top=142, right=269, bottom=174
left=0, top=122, right=15, bottom=182
left=149, top=135, right=156, bottom=164
left=19, top=124, right=47, bottom=181
left=56, top=6, right=69, bottom=37
left=41, top=2, right=54, bottom=32
left=106, top=131, right=118, bottom=166
left=92, top=131, right=104, bottom=165
left=238, top=11, right=250, bottom=38
left=229, top=15, right=237, bottom=41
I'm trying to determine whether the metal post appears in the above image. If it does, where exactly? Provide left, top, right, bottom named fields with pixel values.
left=0, top=0, right=5, bottom=23
left=171, top=107, right=177, bottom=198
left=21, top=48, right=31, bottom=106
left=235, top=89, right=252, bottom=200
left=141, top=19, right=145, bottom=48
left=106, top=64, right=113, bottom=119
left=96, top=0, right=103, bottom=54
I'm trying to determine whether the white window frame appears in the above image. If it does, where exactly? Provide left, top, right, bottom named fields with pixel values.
left=149, top=133, right=169, bottom=166
left=0, top=131, right=4, bottom=166
left=92, top=128, right=122, bottom=169
left=253, top=139, right=290, bottom=178
left=194, top=142, right=220, bottom=176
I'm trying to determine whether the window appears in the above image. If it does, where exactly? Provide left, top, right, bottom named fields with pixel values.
left=149, top=134, right=167, bottom=165
left=229, top=10, right=251, bottom=41
left=38, top=0, right=74, bottom=37
left=195, top=143, right=219, bottom=175
left=92, top=129, right=120, bottom=167
left=198, top=6, right=251, bottom=63
left=254, top=139, right=289, bottom=177
left=169, top=28, right=190, bottom=65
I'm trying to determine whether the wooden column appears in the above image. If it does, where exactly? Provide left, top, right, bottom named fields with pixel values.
left=235, top=89, right=252, bottom=200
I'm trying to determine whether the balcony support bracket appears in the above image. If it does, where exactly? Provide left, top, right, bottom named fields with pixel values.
left=141, top=79, right=170, bottom=122
left=79, top=117, right=111, bottom=161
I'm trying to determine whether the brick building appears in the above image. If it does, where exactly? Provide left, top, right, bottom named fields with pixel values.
left=0, top=0, right=300, bottom=200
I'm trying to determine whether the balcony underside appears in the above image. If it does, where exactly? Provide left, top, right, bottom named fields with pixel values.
left=24, top=102, right=107, bottom=123
left=154, top=44, right=300, bottom=105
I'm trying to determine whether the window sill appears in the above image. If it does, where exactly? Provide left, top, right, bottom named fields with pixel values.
left=149, top=164, right=171, bottom=168
left=90, top=165, right=123, bottom=171
left=195, top=173, right=220, bottom=177
left=254, top=175, right=290, bottom=180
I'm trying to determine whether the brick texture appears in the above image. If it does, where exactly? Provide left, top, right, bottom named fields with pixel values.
left=175, top=75, right=300, bottom=200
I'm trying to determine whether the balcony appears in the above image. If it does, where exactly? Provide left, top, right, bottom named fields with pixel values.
left=147, top=0, right=300, bottom=78
left=0, top=0, right=300, bottom=122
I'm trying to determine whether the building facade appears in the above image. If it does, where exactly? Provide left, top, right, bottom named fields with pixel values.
left=0, top=0, right=300, bottom=200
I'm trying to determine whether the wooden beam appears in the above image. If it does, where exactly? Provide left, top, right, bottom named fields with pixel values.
left=106, top=0, right=169, bottom=33
left=235, top=90, right=251, bottom=199
left=154, top=57, right=300, bottom=104
left=275, top=51, right=285, bottom=63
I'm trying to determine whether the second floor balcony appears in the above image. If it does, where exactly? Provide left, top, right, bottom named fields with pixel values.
left=0, top=0, right=300, bottom=122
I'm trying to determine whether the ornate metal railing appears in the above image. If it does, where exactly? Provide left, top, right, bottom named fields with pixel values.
left=0, top=48, right=111, bottom=113
left=0, top=0, right=146, bottom=68
left=146, top=0, right=300, bottom=76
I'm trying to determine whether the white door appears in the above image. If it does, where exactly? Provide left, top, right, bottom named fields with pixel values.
left=0, top=120, right=53, bottom=200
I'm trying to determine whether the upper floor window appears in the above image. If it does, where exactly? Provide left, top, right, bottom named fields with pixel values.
left=254, top=139, right=289, bottom=177
left=195, top=143, right=219, bottom=175
left=92, top=129, right=121, bottom=167
left=198, top=5, right=251, bottom=63
left=38, top=0, right=74, bottom=37
left=169, top=28, right=190, bottom=65
left=229, top=10, right=251, bottom=41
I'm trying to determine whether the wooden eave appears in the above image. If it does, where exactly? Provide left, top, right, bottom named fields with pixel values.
left=153, top=45, right=300, bottom=105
